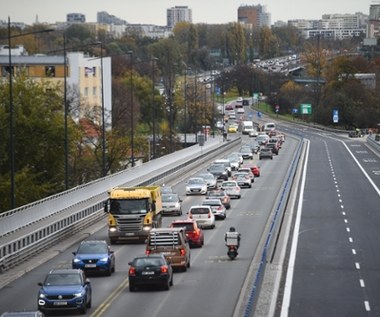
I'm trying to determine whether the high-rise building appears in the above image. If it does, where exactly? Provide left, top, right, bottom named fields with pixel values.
left=67, top=13, right=86, bottom=24
left=167, top=6, right=192, bottom=28
left=237, top=5, right=271, bottom=28
left=368, top=3, right=380, bottom=38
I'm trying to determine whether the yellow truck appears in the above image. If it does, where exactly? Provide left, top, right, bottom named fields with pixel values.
left=104, top=186, right=162, bottom=244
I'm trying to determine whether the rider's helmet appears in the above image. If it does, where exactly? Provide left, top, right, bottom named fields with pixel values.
left=229, top=226, right=236, bottom=232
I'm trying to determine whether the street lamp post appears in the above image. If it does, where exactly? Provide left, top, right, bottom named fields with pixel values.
left=128, top=51, right=135, bottom=167
left=99, top=42, right=106, bottom=176
left=5, top=17, right=53, bottom=209
left=151, top=57, right=158, bottom=159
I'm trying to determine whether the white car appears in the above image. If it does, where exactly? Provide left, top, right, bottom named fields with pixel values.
left=202, top=199, right=227, bottom=220
left=188, top=205, right=215, bottom=229
left=220, top=180, right=241, bottom=199
left=236, top=107, right=245, bottom=114
left=186, top=177, right=208, bottom=195
left=197, top=173, right=217, bottom=189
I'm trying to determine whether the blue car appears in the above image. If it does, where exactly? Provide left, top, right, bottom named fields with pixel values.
left=37, top=269, right=91, bottom=315
left=72, top=240, right=115, bottom=276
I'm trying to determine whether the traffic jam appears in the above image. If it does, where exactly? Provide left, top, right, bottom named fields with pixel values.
left=35, top=98, right=285, bottom=315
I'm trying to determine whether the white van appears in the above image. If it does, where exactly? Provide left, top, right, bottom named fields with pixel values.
left=240, top=121, right=255, bottom=135
left=264, top=122, right=276, bottom=134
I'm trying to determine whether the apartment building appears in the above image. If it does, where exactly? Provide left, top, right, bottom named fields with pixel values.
left=0, top=49, right=111, bottom=126
left=167, top=6, right=192, bottom=28
left=237, top=5, right=271, bottom=28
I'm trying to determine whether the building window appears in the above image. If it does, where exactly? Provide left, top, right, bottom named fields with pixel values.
left=92, top=87, right=97, bottom=96
left=45, top=66, right=56, bottom=77
left=2, top=65, right=14, bottom=77
left=84, top=66, right=96, bottom=77
left=84, top=87, right=89, bottom=96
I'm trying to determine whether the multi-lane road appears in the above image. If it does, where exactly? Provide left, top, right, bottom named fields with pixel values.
left=0, top=117, right=379, bottom=317
left=277, top=125, right=380, bottom=317
left=0, top=128, right=300, bottom=316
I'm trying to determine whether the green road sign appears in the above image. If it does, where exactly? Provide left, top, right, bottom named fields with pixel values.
left=300, top=103, right=312, bottom=114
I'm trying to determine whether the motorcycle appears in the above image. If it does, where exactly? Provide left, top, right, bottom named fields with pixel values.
left=227, top=245, right=238, bottom=260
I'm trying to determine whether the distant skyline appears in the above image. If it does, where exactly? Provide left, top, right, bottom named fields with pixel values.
left=1, top=0, right=372, bottom=26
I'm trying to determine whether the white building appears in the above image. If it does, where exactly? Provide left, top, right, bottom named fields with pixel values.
left=167, top=6, right=192, bottom=28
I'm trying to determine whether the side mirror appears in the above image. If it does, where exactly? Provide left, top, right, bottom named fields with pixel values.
left=38, top=282, right=43, bottom=286
left=85, top=278, right=91, bottom=284
left=104, top=200, right=109, bottom=213
left=72, top=252, right=76, bottom=256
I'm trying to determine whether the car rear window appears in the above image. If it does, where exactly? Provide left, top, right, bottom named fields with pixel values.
left=190, top=207, right=209, bottom=214
left=171, top=223, right=194, bottom=231
left=134, top=257, right=164, bottom=267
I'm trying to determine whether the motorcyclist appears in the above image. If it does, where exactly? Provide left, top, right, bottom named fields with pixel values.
left=224, top=226, right=241, bottom=249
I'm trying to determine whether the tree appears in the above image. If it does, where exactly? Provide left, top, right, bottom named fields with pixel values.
left=0, top=75, right=76, bottom=211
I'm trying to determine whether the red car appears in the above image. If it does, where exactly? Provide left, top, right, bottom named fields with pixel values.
left=169, top=220, right=204, bottom=248
left=243, top=164, right=261, bottom=177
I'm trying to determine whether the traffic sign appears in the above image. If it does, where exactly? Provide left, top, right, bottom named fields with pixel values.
left=300, top=104, right=312, bottom=114
left=332, top=109, right=339, bottom=123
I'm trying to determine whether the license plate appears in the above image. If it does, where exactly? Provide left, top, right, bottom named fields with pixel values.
left=85, top=264, right=97, bottom=268
left=125, top=233, right=135, bottom=236
left=142, top=271, right=154, bottom=275
left=54, top=301, right=68, bottom=306
left=162, top=252, right=173, bottom=256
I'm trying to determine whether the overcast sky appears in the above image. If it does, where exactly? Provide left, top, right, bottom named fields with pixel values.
left=2, top=0, right=371, bottom=25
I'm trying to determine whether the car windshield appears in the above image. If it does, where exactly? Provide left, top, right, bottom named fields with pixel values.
left=209, top=164, right=224, bottom=172
left=77, top=242, right=108, bottom=254
left=44, top=273, right=82, bottom=286
left=162, top=194, right=178, bottom=202
left=198, top=174, right=213, bottom=181
left=188, top=178, right=204, bottom=185
left=109, top=199, right=148, bottom=215
left=235, top=173, right=248, bottom=178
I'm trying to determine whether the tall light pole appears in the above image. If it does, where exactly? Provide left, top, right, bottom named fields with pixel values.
left=99, top=42, right=106, bottom=176
left=182, top=63, right=189, bottom=147
left=63, top=33, right=68, bottom=190
left=151, top=57, right=158, bottom=159
left=128, top=51, right=135, bottom=167
left=5, top=17, right=53, bottom=209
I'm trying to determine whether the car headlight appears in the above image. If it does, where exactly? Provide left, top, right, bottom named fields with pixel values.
left=186, top=186, right=190, bottom=192
left=39, top=292, right=46, bottom=299
left=74, top=290, right=85, bottom=298
left=109, top=227, right=117, bottom=232
left=175, top=203, right=180, bottom=208
left=143, top=226, right=151, bottom=231
left=98, top=257, right=108, bottom=263
left=73, top=258, right=81, bottom=263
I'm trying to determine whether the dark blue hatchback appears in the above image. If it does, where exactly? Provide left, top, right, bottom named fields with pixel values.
left=72, top=240, right=115, bottom=276
left=37, top=269, right=91, bottom=315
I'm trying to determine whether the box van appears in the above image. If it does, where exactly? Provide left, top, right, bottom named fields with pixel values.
left=264, top=122, right=276, bottom=134
left=146, top=228, right=190, bottom=271
left=240, top=121, right=254, bottom=135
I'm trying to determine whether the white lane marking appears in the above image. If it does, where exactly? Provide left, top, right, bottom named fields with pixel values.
left=355, top=262, right=360, bottom=269
left=280, top=140, right=310, bottom=317
left=364, top=301, right=371, bottom=311
left=346, top=227, right=351, bottom=233
left=341, top=142, right=380, bottom=197
left=349, top=237, right=353, bottom=243
left=360, top=279, right=365, bottom=287
left=352, top=249, right=356, bottom=255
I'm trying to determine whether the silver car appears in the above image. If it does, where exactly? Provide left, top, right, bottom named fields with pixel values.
left=186, top=177, right=208, bottom=195
left=202, top=199, right=227, bottom=220
left=220, top=180, right=241, bottom=199
left=161, top=193, right=182, bottom=216
left=197, top=173, right=217, bottom=189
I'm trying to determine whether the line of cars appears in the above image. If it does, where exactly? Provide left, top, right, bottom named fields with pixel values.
left=23, top=135, right=278, bottom=315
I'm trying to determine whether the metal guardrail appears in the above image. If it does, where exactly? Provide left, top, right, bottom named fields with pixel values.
left=367, top=134, right=380, bottom=153
left=0, top=137, right=241, bottom=273
left=242, top=138, right=305, bottom=317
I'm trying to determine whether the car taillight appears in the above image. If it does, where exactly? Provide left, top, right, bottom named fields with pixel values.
left=192, top=230, right=199, bottom=238
left=217, top=206, right=223, bottom=210
left=188, top=213, right=193, bottom=219
left=236, top=187, right=240, bottom=191
left=180, top=249, right=186, bottom=256
left=208, top=213, right=211, bottom=218
left=160, top=265, right=169, bottom=273
left=145, top=250, right=151, bottom=255
left=129, top=267, right=136, bottom=276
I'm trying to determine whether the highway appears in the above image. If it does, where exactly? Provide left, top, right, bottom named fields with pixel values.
left=0, top=130, right=300, bottom=316
left=277, top=125, right=380, bottom=317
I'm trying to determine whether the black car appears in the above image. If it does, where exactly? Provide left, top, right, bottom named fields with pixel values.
left=207, top=163, right=228, bottom=181
left=128, top=254, right=173, bottom=291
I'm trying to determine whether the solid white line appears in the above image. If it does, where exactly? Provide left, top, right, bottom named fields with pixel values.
left=280, top=140, right=310, bottom=317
